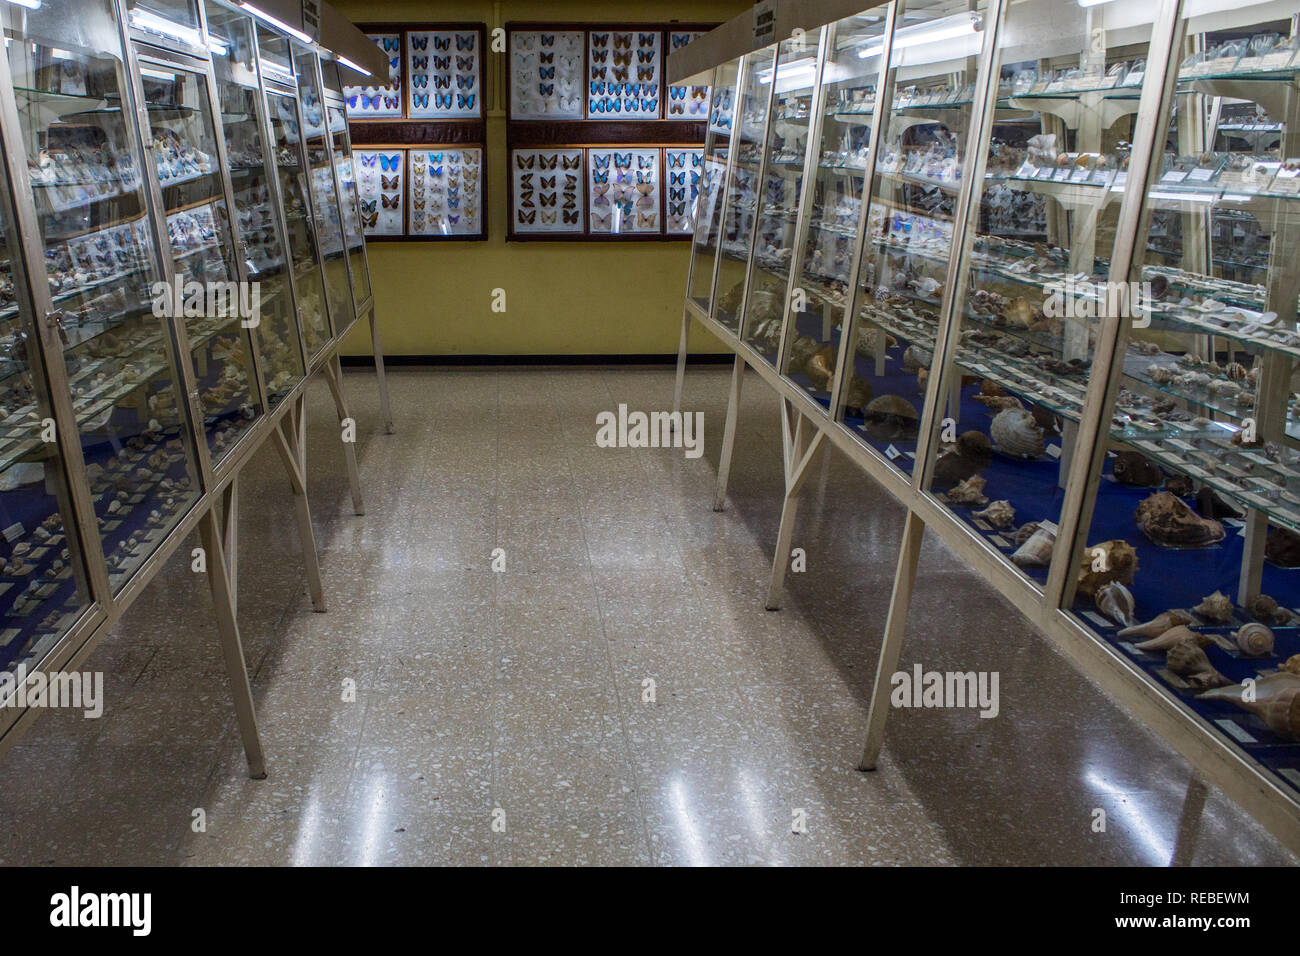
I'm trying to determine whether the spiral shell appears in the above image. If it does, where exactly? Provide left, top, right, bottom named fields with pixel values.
left=1119, top=609, right=1196, bottom=639
left=990, top=408, right=1046, bottom=459
left=973, top=499, right=1015, bottom=529
left=941, top=475, right=989, bottom=507
left=1194, top=590, right=1234, bottom=623
left=1166, top=639, right=1230, bottom=688
left=1011, top=524, right=1055, bottom=568
left=1284, top=654, right=1300, bottom=676
left=1242, top=687, right=1300, bottom=740
left=1134, top=623, right=1210, bottom=652
left=1095, top=581, right=1135, bottom=628
left=1231, top=622, right=1274, bottom=657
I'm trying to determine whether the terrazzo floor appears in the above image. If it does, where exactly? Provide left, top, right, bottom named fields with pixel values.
left=0, top=365, right=1294, bottom=866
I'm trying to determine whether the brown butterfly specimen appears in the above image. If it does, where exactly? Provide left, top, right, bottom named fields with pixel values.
left=381, top=194, right=400, bottom=208
left=383, top=175, right=399, bottom=190
left=562, top=154, right=580, bottom=170
left=518, top=208, right=536, bottom=224
left=515, top=153, right=535, bottom=169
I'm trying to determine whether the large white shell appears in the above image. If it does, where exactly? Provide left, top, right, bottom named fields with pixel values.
left=1096, top=581, right=1135, bottom=628
left=1011, top=525, right=1055, bottom=568
left=990, top=408, right=1046, bottom=459
left=1232, top=622, right=1274, bottom=657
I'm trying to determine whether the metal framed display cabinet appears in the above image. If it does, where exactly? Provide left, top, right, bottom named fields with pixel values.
left=0, top=0, right=392, bottom=778
left=671, top=0, right=1300, bottom=852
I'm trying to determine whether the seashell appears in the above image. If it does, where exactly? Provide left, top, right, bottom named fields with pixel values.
left=902, top=345, right=931, bottom=372
left=1095, top=581, right=1135, bottom=628
left=1165, top=639, right=1231, bottom=689
left=1207, top=379, right=1241, bottom=398
left=1031, top=406, right=1061, bottom=436
left=1013, top=522, right=1040, bottom=547
left=1119, top=609, right=1196, bottom=639
left=941, top=475, right=988, bottom=507
left=1148, top=365, right=1176, bottom=385
left=1283, top=654, right=1300, bottom=676
left=1193, top=590, right=1234, bottom=623
left=862, top=395, right=919, bottom=441
left=1199, top=671, right=1300, bottom=705
left=1111, top=450, right=1163, bottom=487
left=1231, top=622, right=1273, bottom=657
left=1266, top=526, right=1300, bottom=567
left=989, top=408, right=1045, bottom=459
left=842, top=377, right=874, bottom=417
left=1000, top=296, right=1035, bottom=328
left=786, top=335, right=821, bottom=375
left=980, top=380, right=1006, bottom=397
left=1011, top=524, right=1055, bottom=568
left=1164, top=474, right=1194, bottom=497
left=1195, top=486, right=1242, bottom=521
left=933, top=431, right=992, bottom=486
left=1134, top=623, right=1210, bottom=652
left=973, top=500, right=1015, bottom=529
left=1247, top=593, right=1291, bottom=626
left=972, top=394, right=1024, bottom=411
left=1135, top=491, right=1225, bottom=548
left=1233, top=686, right=1300, bottom=740
left=1076, top=539, right=1138, bottom=600
left=805, top=345, right=836, bottom=390
left=1223, top=361, right=1248, bottom=381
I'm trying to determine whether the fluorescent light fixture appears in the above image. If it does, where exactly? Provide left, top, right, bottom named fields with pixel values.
left=50, top=47, right=72, bottom=60
left=336, top=54, right=370, bottom=77
left=1148, top=189, right=1219, bottom=202
left=130, top=7, right=202, bottom=46
left=757, top=56, right=817, bottom=85
left=859, top=12, right=981, bottom=58
left=139, top=66, right=177, bottom=81
left=3, top=0, right=41, bottom=10
left=1077, top=0, right=1118, bottom=7
left=206, top=36, right=228, bottom=56
left=240, top=2, right=311, bottom=44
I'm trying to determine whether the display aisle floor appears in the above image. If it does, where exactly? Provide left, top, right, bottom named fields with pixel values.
left=0, top=366, right=1293, bottom=866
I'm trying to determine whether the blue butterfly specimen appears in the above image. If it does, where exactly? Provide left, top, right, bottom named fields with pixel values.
left=435, top=92, right=453, bottom=109
left=433, top=36, right=450, bottom=50
left=413, top=93, right=429, bottom=108
left=428, top=152, right=443, bottom=163
left=411, top=36, right=428, bottom=50
left=456, top=34, right=475, bottom=51
left=458, top=94, right=475, bottom=109
left=594, top=154, right=611, bottom=169
left=381, top=154, right=400, bottom=171
left=433, top=55, right=450, bottom=71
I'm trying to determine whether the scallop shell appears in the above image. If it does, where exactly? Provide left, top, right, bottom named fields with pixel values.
left=941, top=475, right=988, bottom=507
left=1231, top=622, right=1274, bottom=657
left=1095, top=581, right=1135, bottom=628
left=1193, top=590, right=1234, bottom=623
left=1134, top=623, right=1210, bottom=652
left=990, top=408, right=1045, bottom=459
left=973, top=499, right=1015, bottom=529
left=1011, top=525, right=1055, bottom=568
left=1118, top=608, right=1196, bottom=639
left=1076, top=539, right=1138, bottom=600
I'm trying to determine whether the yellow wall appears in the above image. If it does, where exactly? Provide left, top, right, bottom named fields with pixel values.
left=334, top=0, right=749, bottom=357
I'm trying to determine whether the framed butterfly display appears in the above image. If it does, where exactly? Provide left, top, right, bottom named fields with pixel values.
left=511, top=149, right=584, bottom=235
left=663, top=148, right=704, bottom=236
left=344, top=33, right=402, bottom=118
left=356, top=149, right=405, bottom=236
left=587, top=30, right=661, bottom=119
left=407, top=29, right=483, bottom=119
left=510, top=31, right=584, bottom=119
left=667, top=33, right=711, bottom=119
left=408, top=148, right=483, bottom=238
left=588, top=148, right=660, bottom=235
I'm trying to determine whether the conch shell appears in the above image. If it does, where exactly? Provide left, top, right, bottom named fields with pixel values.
left=941, top=475, right=988, bottom=507
left=1230, top=622, right=1274, bottom=657
left=1284, top=654, right=1300, bottom=676
left=1011, top=524, right=1055, bottom=568
left=805, top=345, right=837, bottom=391
left=1193, top=590, right=1234, bottom=623
left=1165, top=639, right=1231, bottom=689
left=1076, top=539, right=1138, bottom=600
left=1199, top=671, right=1300, bottom=705
left=973, top=499, right=1015, bottom=529
left=1095, top=581, right=1135, bottom=628
left=1135, top=492, right=1225, bottom=548
left=1229, top=686, right=1300, bottom=739
left=1134, top=623, right=1211, bottom=652
left=1119, top=609, right=1195, bottom=639
left=990, top=408, right=1045, bottom=459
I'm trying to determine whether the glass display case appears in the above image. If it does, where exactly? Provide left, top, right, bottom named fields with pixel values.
left=679, top=0, right=1300, bottom=846
left=294, top=44, right=354, bottom=342
left=205, top=0, right=306, bottom=411
left=686, top=62, right=736, bottom=317
left=321, top=60, right=373, bottom=322
left=4, top=0, right=202, bottom=593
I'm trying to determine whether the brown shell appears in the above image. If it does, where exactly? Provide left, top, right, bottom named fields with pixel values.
left=862, top=395, right=919, bottom=441
left=1076, top=539, right=1138, bottom=600
left=1135, top=492, right=1226, bottom=548
left=1112, top=451, right=1163, bottom=487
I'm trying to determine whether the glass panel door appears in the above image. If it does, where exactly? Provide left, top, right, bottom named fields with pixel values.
left=294, top=45, right=352, bottom=339
left=266, top=87, right=329, bottom=361
left=327, top=103, right=371, bottom=316
left=3, top=0, right=202, bottom=591
left=206, top=1, right=305, bottom=409
left=687, top=61, right=736, bottom=316
left=136, top=57, right=264, bottom=466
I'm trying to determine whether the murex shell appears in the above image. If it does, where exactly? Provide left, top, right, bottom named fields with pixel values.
left=989, top=408, right=1045, bottom=459
left=941, top=475, right=988, bottom=506
left=973, top=499, right=1015, bottom=529
left=1193, top=590, right=1234, bottom=623
left=1135, top=491, right=1226, bottom=548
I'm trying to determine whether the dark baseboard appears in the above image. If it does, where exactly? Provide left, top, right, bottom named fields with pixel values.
left=338, top=353, right=735, bottom=368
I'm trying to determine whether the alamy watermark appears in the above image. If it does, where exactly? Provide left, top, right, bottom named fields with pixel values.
left=595, top=404, right=704, bottom=459
left=151, top=278, right=261, bottom=328
left=1043, top=278, right=1152, bottom=328
left=0, top=665, right=103, bottom=718
left=891, top=664, right=999, bottom=718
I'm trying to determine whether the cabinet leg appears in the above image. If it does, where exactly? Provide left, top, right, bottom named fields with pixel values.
left=672, top=307, right=690, bottom=421
left=368, top=306, right=395, bottom=435
left=199, top=508, right=266, bottom=780
left=324, top=355, right=365, bottom=517
left=220, top=476, right=238, bottom=619
left=273, top=413, right=327, bottom=614
left=712, top=355, right=745, bottom=512
left=766, top=410, right=825, bottom=610
left=858, top=509, right=925, bottom=772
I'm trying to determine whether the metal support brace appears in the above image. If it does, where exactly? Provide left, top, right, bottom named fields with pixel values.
left=672, top=305, right=691, bottom=421
left=220, top=476, right=238, bottom=618
left=368, top=305, right=395, bottom=435
left=273, top=394, right=327, bottom=613
left=322, top=354, right=366, bottom=516
left=858, top=509, right=925, bottom=771
left=713, top=355, right=746, bottom=511
left=198, top=507, right=266, bottom=780
left=766, top=398, right=826, bottom=610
